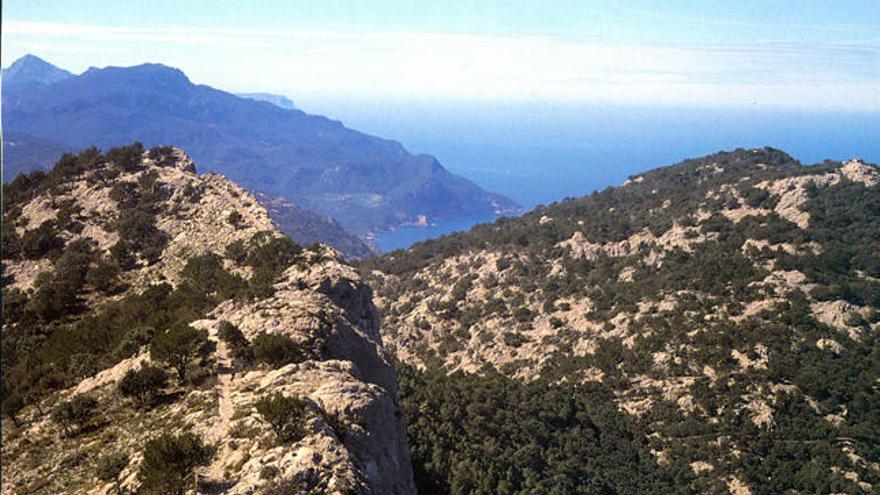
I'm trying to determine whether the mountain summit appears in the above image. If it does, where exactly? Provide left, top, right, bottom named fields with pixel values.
left=1, top=55, right=519, bottom=235
left=1, top=54, right=72, bottom=93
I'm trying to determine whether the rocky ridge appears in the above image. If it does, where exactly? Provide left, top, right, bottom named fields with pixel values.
left=1, top=146, right=415, bottom=494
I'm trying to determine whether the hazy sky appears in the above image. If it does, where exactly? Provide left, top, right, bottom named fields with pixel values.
left=2, top=0, right=878, bottom=110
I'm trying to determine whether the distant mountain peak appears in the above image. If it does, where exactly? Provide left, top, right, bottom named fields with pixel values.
left=2, top=54, right=72, bottom=90
left=82, top=62, right=191, bottom=86
left=5, top=53, right=64, bottom=72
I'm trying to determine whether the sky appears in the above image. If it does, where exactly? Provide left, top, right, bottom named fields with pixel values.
left=2, top=0, right=879, bottom=111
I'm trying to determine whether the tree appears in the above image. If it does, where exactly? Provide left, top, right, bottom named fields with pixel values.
left=106, top=142, right=144, bottom=172
left=115, top=209, right=168, bottom=263
left=2, top=218, right=21, bottom=260
left=1, top=384, right=24, bottom=428
left=243, top=234, right=304, bottom=297
left=255, top=392, right=309, bottom=443
left=227, top=211, right=243, bottom=227
left=253, top=333, right=303, bottom=368
left=86, top=258, right=123, bottom=294
left=138, top=432, right=213, bottom=495
left=52, top=394, right=98, bottom=436
left=119, top=365, right=168, bottom=407
left=96, top=452, right=129, bottom=494
left=150, top=324, right=209, bottom=384
left=179, top=253, right=244, bottom=301
left=110, top=240, right=138, bottom=270
left=19, top=220, right=64, bottom=259
left=218, top=320, right=252, bottom=361
left=30, top=270, right=81, bottom=322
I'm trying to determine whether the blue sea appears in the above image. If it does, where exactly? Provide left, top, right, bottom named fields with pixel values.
left=308, top=101, right=880, bottom=252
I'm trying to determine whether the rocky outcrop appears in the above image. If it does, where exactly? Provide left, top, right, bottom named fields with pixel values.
left=192, top=255, right=413, bottom=494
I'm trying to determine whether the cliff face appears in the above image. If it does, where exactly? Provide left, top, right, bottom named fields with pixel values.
left=364, top=148, right=880, bottom=494
left=1, top=145, right=415, bottom=494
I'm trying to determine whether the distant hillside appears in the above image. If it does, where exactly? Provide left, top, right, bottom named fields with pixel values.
left=1, top=132, right=71, bottom=179
left=235, top=92, right=296, bottom=110
left=363, top=148, right=880, bottom=494
left=1, top=55, right=519, bottom=235
left=255, top=191, right=377, bottom=259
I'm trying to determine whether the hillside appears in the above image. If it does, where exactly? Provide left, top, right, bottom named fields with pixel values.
left=363, top=148, right=880, bottom=494
left=1, top=54, right=519, bottom=236
left=235, top=93, right=297, bottom=110
left=1, top=145, right=415, bottom=494
left=255, top=192, right=376, bottom=259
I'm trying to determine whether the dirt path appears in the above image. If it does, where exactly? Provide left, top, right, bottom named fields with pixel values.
left=204, top=340, right=235, bottom=482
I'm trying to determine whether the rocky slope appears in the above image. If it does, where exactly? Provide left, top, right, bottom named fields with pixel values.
left=364, top=148, right=880, bottom=494
left=1, top=54, right=519, bottom=236
left=1, top=145, right=415, bottom=494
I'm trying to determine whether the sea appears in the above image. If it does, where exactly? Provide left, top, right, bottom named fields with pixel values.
left=307, top=100, right=880, bottom=252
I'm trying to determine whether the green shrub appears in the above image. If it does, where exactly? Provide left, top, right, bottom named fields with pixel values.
left=20, top=220, right=64, bottom=259
left=513, top=307, right=533, bottom=323
left=2, top=218, right=22, bottom=259
left=29, top=271, right=81, bottom=322
left=147, top=145, right=176, bottom=166
left=138, top=432, right=213, bottom=495
left=55, top=201, right=83, bottom=232
left=150, top=324, right=210, bottom=384
left=253, top=333, right=303, bottom=368
left=119, top=365, right=168, bottom=407
left=224, top=240, right=248, bottom=265
left=260, top=465, right=280, bottom=480
left=218, top=320, right=252, bottom=361
left=51, top=394, right=98, bottom=436
left=1, top=384, right=24, bottom=427
left=182, top=183, right=198, bottom=201
left=255, top=392, right=308, bottom=443
left=95, top=452, right=129, bottom=492
left=3, top=169, right=47, bottom=211
left=115, top=210, right=168, bottom=264
left=86, top=258, right=124, bottom=294
left=397, top=364, right=684, bottom=494
left=1, top=288, right=29, bottom=324
left=179, top=253, right=245, bottom=301
left=109, top=241, right=137, bottom=269
left=106, top=142, right=144, bottom=172
left=502, top=331, right=529, bottom=348
left=244, top=234, right=304, bottom=297
left=227, top=211, right=243, bottom=227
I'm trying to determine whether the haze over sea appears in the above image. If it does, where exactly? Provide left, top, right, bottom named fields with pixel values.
left=316, top=101, right=880, bottom=251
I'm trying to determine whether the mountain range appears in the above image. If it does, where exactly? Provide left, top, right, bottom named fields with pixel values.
left=1, top=54, right=519, bottom=237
